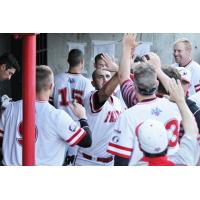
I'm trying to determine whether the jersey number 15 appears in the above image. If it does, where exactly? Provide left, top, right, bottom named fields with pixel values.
left=59, top=88, right=84, bottom=106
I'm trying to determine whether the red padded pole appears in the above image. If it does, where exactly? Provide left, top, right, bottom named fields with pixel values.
left=22, top=34, right=36, bottom=166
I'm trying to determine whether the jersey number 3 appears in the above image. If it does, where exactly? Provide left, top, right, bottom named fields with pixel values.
left=165, top=119, right=179, bottom=147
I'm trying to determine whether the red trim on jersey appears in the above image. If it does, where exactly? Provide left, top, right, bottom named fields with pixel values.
left=90, top=91, right=103, bottom=113
left=179, top=59, right=192, bottom=68
left=140, top=156, right=175, bottom=166
left=140, top=97, right=157, bottom=103
left=121, top=79, right=138, bottom=108
left=66, top=128, right=82, bottom=143
left=197, top=136, right=200, bottom=145
left=110, top=95, right=114, bottom=105
left=107, top=149, right=131, bottom=159
left=130, top=73, right=134, bottom=81
left=156, top=93, right=163, bottom=98
left=195, top=84, right=200, bottom=88
left=137, top=97, right=157, bottom=105
left=195, top=84, right=200, bottom=92
left=108, top=142, right=133, bottom=151
left=71, top=130, right=86, bottom=147
left=121, top=79, right=132, bottom=88
left=135, top=123, right=143, bottom=137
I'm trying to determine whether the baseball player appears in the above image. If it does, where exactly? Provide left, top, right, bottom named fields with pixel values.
left=118, top=34, right=171, bottom=109
left=157, top=65, right=200, bottom=135
left=0, top=53, right=20, bottom=113
left=53, top=49, right=94, bottom=120
left=136, top=79, right=200, bottom=166
left=94, top=53, right=127, bottom=109
left=74, top=68, right=122, bottom=166
left=107, top=63, right=182, bottom=165
left=172, top=38, right=200, bottom=96
left=0, top=52, right=20, bottom=82
left=0, top=52, right=20, bottom=164
left=0, top=65, right=92, bottom=166
left=53, top=49, right=94, bottom=164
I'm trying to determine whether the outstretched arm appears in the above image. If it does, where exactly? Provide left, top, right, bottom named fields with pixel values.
left=118, top=33, right=138, bottom=108
left=97, top=73, right=119, bottom=104
left=169, top=79, right=198, bottom=136
left=96, top=54, right=119, bottom=104
left=169, top=79, right=200, bottom=165
left=118, top=33, right=137, bottom=85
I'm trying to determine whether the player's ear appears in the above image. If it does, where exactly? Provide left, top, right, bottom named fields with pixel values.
left=156, top=79, right=159, bottom=88
left=91, top=80, right=95, bottom=88
left=49, top=82, right=54, bottom=90
left=0, top=64, right=6, bottom=71
left=80, top=58, right=84, bottom=65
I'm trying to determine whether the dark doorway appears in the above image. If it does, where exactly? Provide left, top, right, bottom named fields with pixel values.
left=11, top=33, right=47, bottom=101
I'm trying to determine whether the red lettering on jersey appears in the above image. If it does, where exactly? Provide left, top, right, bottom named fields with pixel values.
left=17, top=122, right=38, bottom=146
left=59, top=88, right=84, bottom=106
left=110, top=112, right=115, bottom=122
left=59, top=88, right=68, bottom=106
left=72, top=89, right=84, bottom=105
left=105, top=111, right=121, bottom=123
left=104, top=111, right=111, bottom=123
left=165, top=119, right=179, bottom=147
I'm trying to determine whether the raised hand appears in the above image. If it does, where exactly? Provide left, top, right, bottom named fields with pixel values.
left=119, top=33, right=137, bottom=84
left=122, top=33, right=137, bottom=49
left=101, top=53, right=119, bottom=72
left=142, top=52, right=161, bottom=73
left=168, top=78, right=185, bottom=103
left=168, top=78, right=199, bottom=140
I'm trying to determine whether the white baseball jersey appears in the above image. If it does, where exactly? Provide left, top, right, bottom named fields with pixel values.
left=0, top=100, right=86, bottom=166
left=114, top=85, right=127, bottom=109
left=107, top=97, right=182, bottom=165
left=53, top=72, right=94, bottom=120
left=189, top=91, right=200, bottom=108
left=75, top=91, right=122, bottom=166
left=172, top=61, right=200, bottom=96
left=137, top=133, right=200, bottom=166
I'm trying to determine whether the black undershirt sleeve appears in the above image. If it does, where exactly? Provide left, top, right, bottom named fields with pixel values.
left=114, top=156, right=130, bottom=166
left=186, top=98, right=200, bottom=132
left=77, top=118, right=92, bottom=148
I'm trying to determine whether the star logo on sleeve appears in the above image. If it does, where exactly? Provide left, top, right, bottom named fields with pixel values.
left=151, top=107, right=162, bottom=116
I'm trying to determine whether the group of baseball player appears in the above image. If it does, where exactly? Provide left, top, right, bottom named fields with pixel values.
left=0, top=33, right=200, bottom=166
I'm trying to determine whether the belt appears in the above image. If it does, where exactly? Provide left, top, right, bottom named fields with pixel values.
left=82, top=153, right=113, bottom=163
